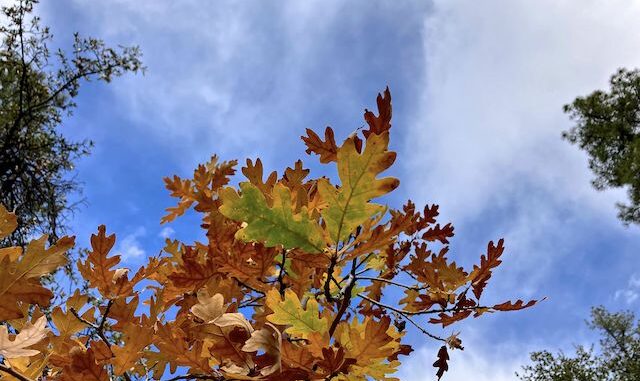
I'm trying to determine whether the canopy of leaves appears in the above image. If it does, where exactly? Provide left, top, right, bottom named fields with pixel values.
left=0, top=0, right=143, bottom=247
left=563, top=68, right=640, bottom=225
left=0, top=88, right=537, bottom=381
left=518, top=306, right=640, bottom=381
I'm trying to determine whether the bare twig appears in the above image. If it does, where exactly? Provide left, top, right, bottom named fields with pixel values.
left=356, top=276, right=425, bottom=291
left=356, top=293, right=489, bottom=316
left=0, top=364, right=34, bottom=381
left=277, top=249, right=287, bottom=297
left=165, top=373, right=226, bottom=381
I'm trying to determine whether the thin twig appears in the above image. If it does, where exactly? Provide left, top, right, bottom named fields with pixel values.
left=356, top=293, right=489, bottom=316
left=0, top=364, right=34, bottom=381
left=401, top=314, right=446, bottom=342
left=277, top=249, right=287, bottom=297
left=356, top=276, right=425, bottom=291
left=233, top=278, right=265, bottom=295
left=165, top=373, right=226, bottom=381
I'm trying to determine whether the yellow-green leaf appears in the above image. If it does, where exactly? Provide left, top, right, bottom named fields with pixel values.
left=219, top=182, right=325, bottom=253
left=265, top=289, right=328, bottom=339
left=319, top=131, right=399, bottom=243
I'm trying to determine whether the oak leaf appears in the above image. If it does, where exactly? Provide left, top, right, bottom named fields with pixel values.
left=302, top=127, right=338, bottom=163
left=0, top=234, right=73, bottom=319
left=241, top=323, right=282, bottom=376
left=492, top=299, right=539, bottom=311
left=432, top=345, right=449, bottom=380
left=0, top=316, right=49, bottom=359
left=363, top=86, right=392, bottom=138
left=318, top=131, right=399, bottom=243
left=0, top=204, right=17, bottom=239
left=220, top=182, right=325, bottom=253
left=265, top=289, right=328, bottom=339
left=468, top=239, right=505, bottom=299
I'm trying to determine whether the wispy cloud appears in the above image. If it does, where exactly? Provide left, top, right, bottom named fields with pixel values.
left=158, top=226, right=175, bottom=239
left=615, top=274, right=640, bottom=305
left=50, top=1, right=428, bottom=172
left=117, top=226, right=146, bottom=261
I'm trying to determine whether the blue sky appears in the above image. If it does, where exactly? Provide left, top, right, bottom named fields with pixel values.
left=35, top=1, right=640, bottom=379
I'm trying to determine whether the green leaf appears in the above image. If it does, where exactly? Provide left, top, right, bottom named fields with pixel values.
left=319, top=131, right=399, bottom=243
left=265, top=289, right=328, bottom=339
left=219, top=182, right=325, bottom=253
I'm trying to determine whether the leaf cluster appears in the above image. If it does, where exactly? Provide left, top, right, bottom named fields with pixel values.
left=0, top=88, right=537, bottom=380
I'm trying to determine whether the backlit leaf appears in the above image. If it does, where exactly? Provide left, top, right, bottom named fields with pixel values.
left=219, top=182, right=325, bottom=253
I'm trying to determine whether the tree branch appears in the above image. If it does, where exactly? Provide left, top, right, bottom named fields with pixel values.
left=328, top=259, right=357, bottom=337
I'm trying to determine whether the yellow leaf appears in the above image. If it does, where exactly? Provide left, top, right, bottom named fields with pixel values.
left=18, top=235, right=74, bottom=278
left=111, top=325, right=153, bottom=375
left=0, top=235, right=73, bottom=319
left=5, top=353, right=50, bottom=381
left=265, top=289, right=328, bottom=339
left=319, top=131, right=399, bottom=243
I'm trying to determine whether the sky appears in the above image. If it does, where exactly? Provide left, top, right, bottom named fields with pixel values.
left=33, top=0, right=640, bottom=380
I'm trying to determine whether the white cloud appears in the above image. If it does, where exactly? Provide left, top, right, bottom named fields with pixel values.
left=117, top=226, right=146, bottom=260
left=158, top=226, right=175, bottom=239
left=398, top=328, right=532, bottom=381
left=404, top=0, right=640, bottom=333
left=406, top=0, right=640, bottom=225
left=402, top=0, right=640, bottom=376
left=615, top=273, right=640, bottom=304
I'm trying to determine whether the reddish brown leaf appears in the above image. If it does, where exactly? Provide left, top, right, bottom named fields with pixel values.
left=469, top=239, right=505, bottom=300
left=422, top=223, right=454, bottom=244
left=492, top=299, right=538, bottom=311
left=302, top=127, right=338, bottom=163
left=363, top=86, right=392, bottom=138
left=429, top=310, right=473, bottom=328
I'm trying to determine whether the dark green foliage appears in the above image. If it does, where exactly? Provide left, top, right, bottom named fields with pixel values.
left=0, top=0, right=143, bottom=247
left=563, top=68, right=640, bottom=225
left=518, top=307, right=640, bottom=381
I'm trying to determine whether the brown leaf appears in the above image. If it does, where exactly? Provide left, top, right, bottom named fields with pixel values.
left=363, top=86, right=392, bottom=138
left=429, top=310, right=472, bottom=328
left=302, top=127, right=338, bottom=163
left=492, top=299, right=539, bottom=311
left=469, top=239, right=505, bottom=300
left=422, top=223, right=454, bottom=244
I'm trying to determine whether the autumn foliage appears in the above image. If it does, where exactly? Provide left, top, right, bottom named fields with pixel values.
left=0, top=88, right=538, bottom=380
